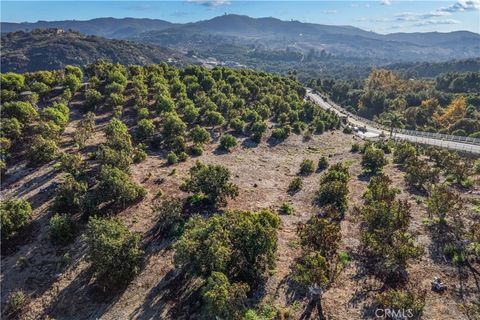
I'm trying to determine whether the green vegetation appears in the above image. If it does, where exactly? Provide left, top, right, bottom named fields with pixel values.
left=0, top=198, right=32, bottom=240
left=86, top=217, right=143, bottom=288
left=180, top=161, right=239, bottom=206
left=316, top=162, right=350, bottom=215
left=49, top=213, right=76, bottom=244
left=299, top=159, right=314, bottom=175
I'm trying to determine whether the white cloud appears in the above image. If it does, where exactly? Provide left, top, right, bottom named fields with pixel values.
left=380, top=0, right=392, bottom=5
left=439, top=0, right=480, bottom=13
left=395, top=11, right=452, bottom=22
left=321, top=10, right=338, bottom=14
left=186, top=0, right=231, bottom=7
left=413, top=19, right=461, bottom=26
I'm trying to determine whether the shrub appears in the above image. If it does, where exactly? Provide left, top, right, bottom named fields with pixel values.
left=53, top=174, right=88, bottom=212
left=97, top=145, right=133, bottom=172
left=2, top=101, right=38, bottom=123
left=163, top=112, right=187, bottom=143
left=49, top=213, right=76, bottom=244
left=351, top=143, right=360, bottom=153
left=154, top=198, right=185, bottom=236
left=137, top=107, right=149, bottom=120
left=393, top=142, right=417, bottom=165
left=288, top=177, right=303, bottom=193
left=220, top=134, right=238, bottom=151
left=133, top=144, right=147, bottom=163
left=85, top=88, right=103, bottom=109
left=1, top=117, right=22, bottom=140
left=361, top=146, right=387, bottom=174
left=167, top=151, right=178, bottom=165
left=0, top=198, right=32, bottom=240
left=136, top=119, right=155, bottom=141
left=27, top=136, right=58, bottom=166
left=375, top=289, right=425, bottom=319
left=475, top=159, right=480, bottom=174
left=96, top=166, right=146, bottom=208
left=271, top=127, right=289, bottom=141
left=316, top=163, right=350, bottom=214
left=58, top=152, right=84, bottom=176
left=86, top=217, right=143, bottom=288
left=178, top=151, right=189, bottom=162
left=205, top=110, right=225, bottom=128
left=404, top=158, right=439, bottom=191
left=250, top=121, right=268, bottom=143
left=317, top=156, right=329, bottom=171
left=278, top=202, right=295, bottom=215
left=297, top=216, right=341, bottom=257
left=5, top=290, right=26, bottom=318
left=299, top=159, right=314, bottom=175
left=343, top=126, right=353, bottom=134
left=202, top=272, right=249, bottom=319
left=180, top=161, right=239, bottom=206
left=174, top=209, right=280, bottom=282
left=230, top=117, right=246, bottom=135
left=190, top=144, right=203, bottom=156
left=190, top=125, right=211, bottom=145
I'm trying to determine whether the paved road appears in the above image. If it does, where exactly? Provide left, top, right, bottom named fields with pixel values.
left=306, top=89, right=480, bottom=155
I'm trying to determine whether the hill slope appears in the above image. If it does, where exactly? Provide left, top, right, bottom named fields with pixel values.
left=4, top=15, right=479, bottom=62
left=0, top=29, right=191, bottom=72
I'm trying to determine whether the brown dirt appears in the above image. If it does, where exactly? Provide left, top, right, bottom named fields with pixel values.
left=1, top=101, right=479, bottom=320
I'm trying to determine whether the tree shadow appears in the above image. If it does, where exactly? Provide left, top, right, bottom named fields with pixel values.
left=241, top=138, right=259, bottom=149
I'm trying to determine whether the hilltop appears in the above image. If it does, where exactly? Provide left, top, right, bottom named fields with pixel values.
left=0, top=29, right=191, bottom=73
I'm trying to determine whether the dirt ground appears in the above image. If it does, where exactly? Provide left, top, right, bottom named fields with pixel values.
left=1, top=102, right=479, bottom=320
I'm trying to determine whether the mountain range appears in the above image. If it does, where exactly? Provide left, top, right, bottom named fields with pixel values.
left=2, top=14, right=480, bottom=73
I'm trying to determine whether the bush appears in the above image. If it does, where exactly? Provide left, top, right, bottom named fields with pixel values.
left=5, top=290, right=26, bottom=318
left=180, top=161, right=239, bottom=206
left=404, top=158, right=439, bottom=191
left=393, top=142, right=417, bottom=165
left=316, top=163, right=350, bottom=214
left=230, top=117, right=246, bottom=135
left=299, top=159, right=314, bottom=175
left=135, top=118, right=155, bottom=142
left=288, top=177, right=303, bottom=193
left=2, top=101, right=38, bottom=123
left=97, top=145, right=133, bottom=172
left=0, top=198, right=32, bottom=240
left=202, top=272, right=249, bottom=319
left=361, top=146, right=387, bottom=174
left=96, top=166, right=146, bottom=208
left=53, top=174, right=88, bottom=212
left=271, top=127, right=289, bottom=141
left=85, top=88, right=103, bottom=109
left=190, top=125, right=211, bottom=145
left=220, top=134, right=238, bottom=151
left=375, top=289, right=425, bottom=319
left=343, top=126, right=353, bottom=134
left=351, top=143, right=360, bottom=153
left=1, top=117, right=22, bottom=140
left=154, top=198, right=185, bottom=236
left=58, top=152, right=84, bottom=176
left=178, top=151, right=189, bottom=162
left=317, top=156, right=329, bottom=171
left=167, top=151, right=178, bottom=165
left=190, top=144, right=203, bottom=156
left=86, top=217, right=143, bottom=288
left=475, top=159, right=480, bottom=174
left=27, top=136, right=58, bottom=166
left=174, top=209, right=280, bottom=282
left=49, top=213, right=76, bottom=244
left=278, top=202, right=295, bottom=215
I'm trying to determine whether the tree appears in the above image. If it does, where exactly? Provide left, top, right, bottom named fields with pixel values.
left=49, top=213, right=76, bottom=244
left=190, top=125, right=211, bottom=145
left=361, top=146, right=387, bottom=174
left=163, top=112, right=187, bottom=143
left=53, top=174, right=87, bottom=212
left=1, top=101, right=38, bottom=123
left=316, top=163, right=350, bottom=214
left=84, top=88, right=102, bottom=109
left=96, top=166, right=146, bottom=208
left=27, top=136, right=58, bottom=166
left=156, top=94, right=175, bottom=113
left=0, top=198, right=32, bottom=240
left=136, top=119, right=155, bottom=141
left=202, top=272, right=248, bottom=319
left=174, top=209, right=279, bottom=282
left=299, top=159, right=315, bottom=175
left=404, top=158, right=439, bottom=191
left=204, top=110, right=225, bottom=129
left=382, top=112, right=404, bottom=137
left=298, top=216, right=341, bottom=257
left=180, top=161, right=239, bottom=206
left=220, top=134, right=237, bottom=151
left=85, top=217, right=143, bottom=288
left=427, top=184, right=462, bottom=224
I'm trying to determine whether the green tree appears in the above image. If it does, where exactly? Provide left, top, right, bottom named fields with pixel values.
left=27, top=136, right=58, bottom=166
left=85, top=217, right=143, bottom=288
left=361, top=146, right=387, bottom=174
left=220, top=134, right=238, bottom=151
left=53, top=174, right=88, bottom=212
left=180, top=161, right=239, bottom=206
left=190, top=125, right=211, bottom=145
left=0, top=198, right=32, bottom=240
left=96, top=166, right=146, bottom=208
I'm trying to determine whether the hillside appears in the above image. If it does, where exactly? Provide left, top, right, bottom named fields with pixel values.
left=1, top=62, right=479, bottom=319
left=0, top=29, right=191, bottom=73
left=3, top=15, right=480, bottom=62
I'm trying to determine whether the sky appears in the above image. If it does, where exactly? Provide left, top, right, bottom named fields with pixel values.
left=1, top=0, right=479, bottom=34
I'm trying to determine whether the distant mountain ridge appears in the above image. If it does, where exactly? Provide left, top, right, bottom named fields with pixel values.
left=3, top=14, right=479, bottom=62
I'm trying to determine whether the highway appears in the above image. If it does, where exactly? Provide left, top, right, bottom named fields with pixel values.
left=306, top=89, right=480, bottom=155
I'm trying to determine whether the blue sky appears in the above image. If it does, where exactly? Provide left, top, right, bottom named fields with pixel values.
left=1, top=1, right=479, bottom=34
